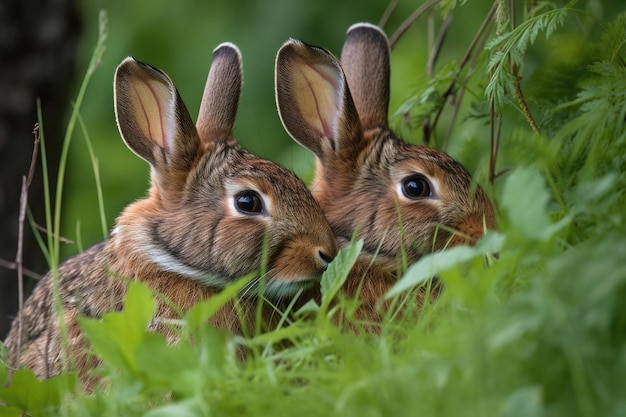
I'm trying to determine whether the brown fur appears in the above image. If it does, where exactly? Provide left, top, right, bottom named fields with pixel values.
left=5, top=241, right=283, bottom=388
left=276, top=24, right=496, bottom=328
left=5, top=44, right=337, bottom=388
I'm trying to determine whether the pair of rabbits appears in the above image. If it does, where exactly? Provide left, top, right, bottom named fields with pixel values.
left=4, top=23, right=496, bottom=385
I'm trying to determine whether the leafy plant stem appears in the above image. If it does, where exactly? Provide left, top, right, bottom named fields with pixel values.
left=489, top=101, right=502, bottom=185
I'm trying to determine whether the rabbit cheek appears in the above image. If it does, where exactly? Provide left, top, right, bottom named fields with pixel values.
left=266, top=240, right=325, bottom=292
left=211, top=218, right=267, bottom=276
left=145, top=209, right=263, bottom=286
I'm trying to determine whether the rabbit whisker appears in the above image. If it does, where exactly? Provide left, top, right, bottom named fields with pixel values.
left=239, top=274, right=264, bottom=298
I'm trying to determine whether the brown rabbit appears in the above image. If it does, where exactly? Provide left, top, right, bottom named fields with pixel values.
left=275, top=24, right=496, bottom=324
left=4, top=43, right=338, bottom=386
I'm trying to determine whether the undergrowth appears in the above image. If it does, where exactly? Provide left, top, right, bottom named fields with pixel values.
left=2, top=1, right=626, bottom=416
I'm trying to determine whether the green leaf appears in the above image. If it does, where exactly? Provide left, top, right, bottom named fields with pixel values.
left=143, top=398, right=204, bottom=417
left=134, top=337, right=200, bottom=395
left=183, top=273, right=253, bottom=336
left=0, top=343, right=8, bottom=386
left=500, top=167, right=568, bottom=241
left=0, top=406, right=22, bottom=417
left=320, top=239, right=363, bottom=313
left=387, top=232, right=503, bottom=298
left=134, top=326, right=228, bottom=397
left=502, top=386, right=544, bottom=417
left=0, top=368, right=76, bottom=416
left=79, top=281, right=156, bottom=374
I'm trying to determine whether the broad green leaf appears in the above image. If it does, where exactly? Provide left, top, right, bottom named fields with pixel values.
left=135, top=326, right=228, bottom=397
left=502, top=386, right=544, bottom=417
left=135, top=337, right=201, bottom=395
left=0, top=406, right=22, bottom=417
left=0, top=368, right=76, bottom=416
left=320, top=239, right=363, bottom=312
left=143, top=398, right=203, bottom=417
left=79, top=281, right=155, bottom=374
left=388, top=232, right=503, bottom=298
left=183, top=273, right=253, bottom=335
left=501, top=167, right=556, bottom=241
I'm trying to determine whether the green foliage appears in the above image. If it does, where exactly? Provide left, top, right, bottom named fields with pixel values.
left=486, top=1, right=572, bottom=110
left=4, top=1, right=626, bottom=416
left=79, top=282, right=156, bottom=376
left=0, top=369, right=76, bottom=417
left=319, top=238, right=364, bottom=315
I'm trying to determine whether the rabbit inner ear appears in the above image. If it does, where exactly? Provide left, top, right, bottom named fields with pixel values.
left=126, top=70, right=175, bottom=151
left=115, top=57, right=200, bottom=173
left=293, top=62, right=343, bottom=142
left=275, top=40, right=362, bottom=162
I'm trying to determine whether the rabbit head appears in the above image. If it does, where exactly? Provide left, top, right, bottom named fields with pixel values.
left=112, top=43, right=338, bottom=299
left=275, top=24, right=496, bottom=273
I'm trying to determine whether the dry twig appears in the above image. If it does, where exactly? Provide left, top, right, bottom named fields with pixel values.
left=14, top=124, right=41, bottom=356
left=0, top=259, right=41, bottom=280
left=379, top=0, right=399, bottom=29
left=389, top=0, right=441, bottom=49
left=427, top=2, right=498, bottom=145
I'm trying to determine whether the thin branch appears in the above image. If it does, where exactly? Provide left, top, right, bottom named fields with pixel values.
left=34, top=223, right=74, bottom=245
left=423, top=12, right=454, bottom=146
left=427, top=10, right=435, bottom=76
left=494, top=167, right=511, bottom=179
left=0, top=259, right=41, bottom=280
left=379, top=0, right=399, bottom=29
left=429, top=3, right=498, bottom=140
left=443, top=14, right=495, bottom=149
left=458, top=2, right=498, bottom=70
left=489, top=102, right=502, bottom=185
left=509, top=0, right=540, bottom=134
left=427, top=12, right=453, bottom=78
left=423, top=119, right=432, bottom=146
left=389, top=0, right=441, bottom=49
left=514, top=74, right=540, bottom=133
left=15, top=123, right=41, bottom=358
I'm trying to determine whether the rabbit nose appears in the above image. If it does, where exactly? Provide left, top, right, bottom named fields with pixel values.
left=318, top=250, right=335, bottom=270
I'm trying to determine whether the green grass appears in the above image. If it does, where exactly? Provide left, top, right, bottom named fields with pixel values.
left=2, top=3, right=626, bottom=417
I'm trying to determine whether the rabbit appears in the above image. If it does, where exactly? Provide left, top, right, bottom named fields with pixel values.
left=275, top=23, right=496, bottom=325
left=4, top=42, right=338, bottom=387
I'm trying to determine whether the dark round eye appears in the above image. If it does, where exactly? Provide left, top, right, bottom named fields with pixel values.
left=235, top=191, right=264, bottom=214
left=401, top=175, right=432, bottom=199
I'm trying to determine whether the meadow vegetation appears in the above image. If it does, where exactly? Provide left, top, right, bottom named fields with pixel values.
left=2, top=1, right=626, bottom=416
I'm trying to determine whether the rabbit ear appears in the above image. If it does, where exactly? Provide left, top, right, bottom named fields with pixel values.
left=114, top=57, right=200, bottom=193
left=275, top=39, right=363, bottom=162
left=197, top=42, right=242, bottom=143
left=340, top=23, right=390, bottom=130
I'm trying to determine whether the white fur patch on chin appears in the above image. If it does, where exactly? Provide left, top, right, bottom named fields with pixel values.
left=256, top=277, right=317, bottom=300
left=144, top=243, right=230, bottom=288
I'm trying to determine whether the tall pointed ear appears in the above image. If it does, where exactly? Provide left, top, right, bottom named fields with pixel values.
left=114, top=57, right=200, bottom=173
left=340, top=23, right=390, bottom=130
left=197, top=42, right=242, bottom=143
left=275, top=39, right=363, bottom=163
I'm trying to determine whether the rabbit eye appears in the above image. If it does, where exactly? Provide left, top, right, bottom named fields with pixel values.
left=401, top=175, right=432, bottom=199
left=235, top=191, right=264, bottom=214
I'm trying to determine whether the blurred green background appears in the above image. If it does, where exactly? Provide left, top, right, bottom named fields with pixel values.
left=60, top=0, right=623, bottom=257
